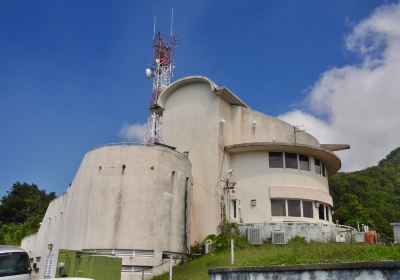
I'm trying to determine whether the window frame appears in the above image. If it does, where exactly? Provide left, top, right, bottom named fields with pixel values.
left=271, top=199, right=286, bottom=216
left=269, top=152, right=284, bottom=168
left=315, top=158, right=322, bottom=175
left=284, top=152, right=299, bottom=169
left=287, top=199, right=301, bottom=217
left=302, top=200, right=313, bottom=218
left=299, top=154, right=310, bottom=171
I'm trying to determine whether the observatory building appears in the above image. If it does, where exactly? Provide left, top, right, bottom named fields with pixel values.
left=22, top=75, right=349, bottom=280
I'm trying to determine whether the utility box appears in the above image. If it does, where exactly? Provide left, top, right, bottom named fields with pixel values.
left=353, top=232, right=365, bottom=243
left=56, top=249, right=121, bottom=280
left=391, top=223, right=400, bottom=243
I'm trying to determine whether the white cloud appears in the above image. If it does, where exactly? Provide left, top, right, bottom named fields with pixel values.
left=279, top=2, right=400, bottom=171
left=119, top=122, right=147, bottom=143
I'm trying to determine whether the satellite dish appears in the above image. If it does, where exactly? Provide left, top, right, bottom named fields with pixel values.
left=145, top=68, right=152, bottom=79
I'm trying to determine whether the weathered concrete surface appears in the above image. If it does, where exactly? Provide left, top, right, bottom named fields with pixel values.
left=209, top=261, right=400, bottom=279
left=22, top=144, right=191, bottom=280
left=156, top=76, right=343, bottom=242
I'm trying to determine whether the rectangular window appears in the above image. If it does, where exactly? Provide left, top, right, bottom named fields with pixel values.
left=318, top=204, right=325, bottom=220
left=325, top=205, right=330, bottom=221
left=232, top=200, right=237, bottom=218
left=269, top=152, right=284, bottom=168
left=285, top=153, right=298, bottom=169
left=322, top=163, right=326, bottom=177
left=299, top=154, right=310, bottom=171
left=287, top=200, right=301, bottom=217
left=302, top=201, right=313, bottom=218
left=315, top=159, right=321, bottom=174
left=271, top=199, right=286, bottom=216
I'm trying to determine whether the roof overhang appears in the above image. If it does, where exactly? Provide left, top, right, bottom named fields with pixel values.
left=151, top=76, right=248, bottom=114
left=320, top=144, right=350, bottom=152
left=225, top=142, right=342, bottom=175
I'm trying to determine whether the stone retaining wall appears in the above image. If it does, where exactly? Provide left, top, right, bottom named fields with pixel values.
left=209, top=261, right=400, bottom=280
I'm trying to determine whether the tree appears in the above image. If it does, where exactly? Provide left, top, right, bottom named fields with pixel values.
left=0, top=182, right=56, bottom=245
left=330, top=147, right=400, bottom=239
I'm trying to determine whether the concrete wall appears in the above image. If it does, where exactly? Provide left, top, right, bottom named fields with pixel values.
left=161, top=82, right=223, bottom=244
left=230, top=151, right=331, bottom=224
left=21, top=144, right=191, bottom=280
left=226, top=106, right=320, bottom=147
left=209, top=261, right=400, bottom=280
left=156, top=76, right=341, bottom=242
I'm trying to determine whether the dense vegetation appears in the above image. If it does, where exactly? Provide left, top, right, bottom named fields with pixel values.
left=153, top=242, right=400, bottom=280
left=330, top=147, right=400, bottom=239
left=0, top=182, right=56, bottom=245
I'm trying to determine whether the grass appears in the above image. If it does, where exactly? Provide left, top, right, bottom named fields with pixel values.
left=152, top=243, right=400, bottom=280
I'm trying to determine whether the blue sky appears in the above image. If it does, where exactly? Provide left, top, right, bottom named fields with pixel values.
left=0, top=0, right=398, bottom=195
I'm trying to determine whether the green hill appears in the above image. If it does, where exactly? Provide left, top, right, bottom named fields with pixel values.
left=330, top=147, right=400, bottom=239
left=152, top=243, right=400, bottom=280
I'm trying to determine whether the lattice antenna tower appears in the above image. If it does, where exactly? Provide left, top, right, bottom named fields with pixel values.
left=144, top=11, right=176, bottom=144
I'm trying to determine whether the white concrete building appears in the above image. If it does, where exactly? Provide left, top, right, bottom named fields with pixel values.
left=22, top=76, right=349, bottom=279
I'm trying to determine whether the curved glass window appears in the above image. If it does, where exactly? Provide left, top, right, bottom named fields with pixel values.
left=299, top=154, right=310, bottom=171
left=269, top=152, right=326, bottom=177
left=269, top=152, right=284, bottom=168
left=318, top=204, right=325, bottom=220
left=315, top=159, right=322, bottom=174
left=271, top=199, right=286, bottom=216
left=302, top=201, right=313, bottom=218
left=287, top=200, right=301, bottom=217
left=285, top=153, right=298, bottom=169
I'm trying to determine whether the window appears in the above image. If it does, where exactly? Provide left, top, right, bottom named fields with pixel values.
left=325, top=205, right=330, bottom=221
left=287, top=200, right=301, bottom=217
left=269, top=152, right=284, bottom=168
left=303, top=201, right=313, bottom=218
left=271, top=199, right=286, bottom=216
left=121, top=265, right=153, bottom=274
left=322, top=163, right=326, bottom=177
left=232, top=200, right=237, bottom=218
left=318, top=204, right=325, bottom=220
left=285, top=153, right=298, bottom=169
left=315, top=159, right=321, bottom=174
left=299, top=154, right=310, bottom=171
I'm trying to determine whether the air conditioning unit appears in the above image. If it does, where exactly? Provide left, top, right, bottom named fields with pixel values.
left=354, top=232, right=365, bottom=243
left=335, top=232, right=346, bottom=243
left=272, top=231, right=286, bottom=244
left=246, top=227, right=262, bottom=245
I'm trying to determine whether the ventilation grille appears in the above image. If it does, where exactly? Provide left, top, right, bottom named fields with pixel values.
left=83, top=249, right=154, bottom=257
left=246, top=228, right=262, bottom=245
left=272, top=231, right=286, bottom=244
left=121, top=265, right=153, bottom=274
left=43, top=254, right=54, bottom=278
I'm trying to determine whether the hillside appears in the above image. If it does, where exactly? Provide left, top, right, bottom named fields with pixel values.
left=152, top=243, right=400, bottom=280
left=329, top=147, right=400, bottom=239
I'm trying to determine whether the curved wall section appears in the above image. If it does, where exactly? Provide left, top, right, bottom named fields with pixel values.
left=225, top=106, right=320, bottom=148
left=22, top=144, right=191, bottom=279
left=229, top=151, right=333, bottom=224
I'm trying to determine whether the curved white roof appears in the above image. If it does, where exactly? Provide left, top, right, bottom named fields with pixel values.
left=152, top=75, right=249, bottom=112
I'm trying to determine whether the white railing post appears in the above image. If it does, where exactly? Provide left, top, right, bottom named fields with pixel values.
left=230, top=239, right=234, bottom=264
left=169, top=255, right=173, bottom=280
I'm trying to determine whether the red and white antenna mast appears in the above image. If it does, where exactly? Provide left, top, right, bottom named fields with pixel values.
left=144, top=10, right=176, bottom=144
